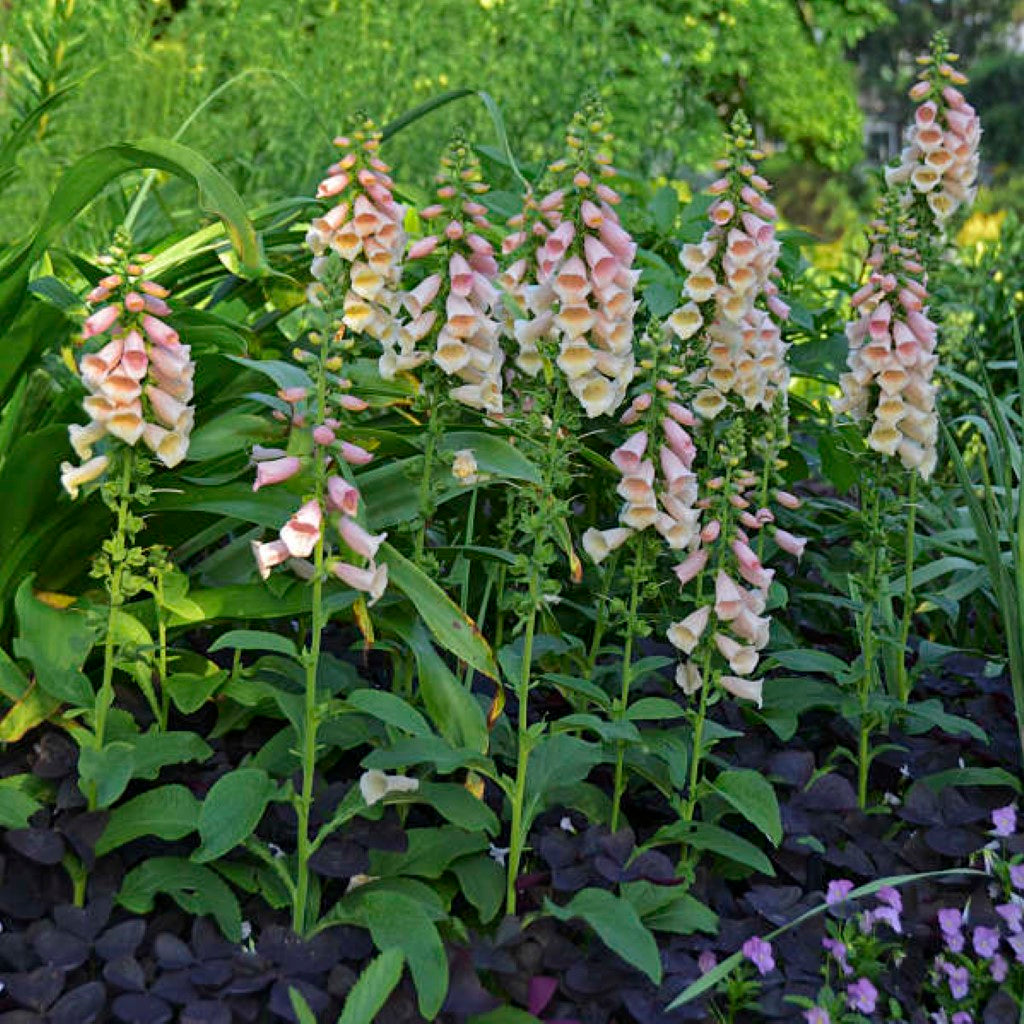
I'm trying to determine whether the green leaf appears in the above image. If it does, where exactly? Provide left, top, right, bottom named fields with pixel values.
left=399, top=781, right=498, bottom=834
left=78, top=743, right=134, bottom=809
left=710, top=769, right=782, bottom=846
left=649, top=821, right=774, bottom=876
left=545, top=888, right=662, bottom=983
left=625, top=697, right=686, bottom=721
left=97, top=785, right=200, bottom=855
left=439, top=431, right=540, bottom=484
left=166, top=669, right=228, bottom=715
left=287, top=990, right=318, bottom=1024
left=451, top=853, right=504, bottom=923
left=372, top=826, right=488, bottom=879
left=208, top=629, right=299, bottom=659
left=127, top=730, right=213, bottom=781
left=0, top=776, right=42, bottom=829
left=903, top=698, right=987, bottom=742
left=194, top=768, right=276, bottom=862
left=396, top=619, right=488, bottom=754
left=118, top=856, right=242, bottom=941
left=346, top=689, right=433, bottom=738
left=359, top=890, right=447, bottom=1019
left=227, top=356, right=313, bottom=393
left=767, top=649, right=850, bottom=679
left=468, top=1011, right=541, bottom=1024
left=921, top=766, right=1021, bottom=793
left=12, top=578, right=94, bottom=706
left=188, top=412, right=273, bottom=461
left=524, top=735, right=601, bottom=831
left=336, top=948, right=406, bottom=1024
left=381, top=542, right=497, bottom=680
left=362, top=736, right=493, bottom=776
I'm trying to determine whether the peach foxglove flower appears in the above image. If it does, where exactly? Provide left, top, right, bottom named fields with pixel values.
left=60, top=455, right=110, bottom=500
left=674, top=548, right=709, bottom=586
left=281, top=499, right=323, bottom=558
left=252, top=539, right=292, bottom=580
left=326, top=475, right=360, bottom=515
left=582, top=526, right=633, bottom=565
left=667, top=606, right=711, bottom=654
left=675, top=661, right=703, bottom=696
left=451, top=449, right=481, bottom=485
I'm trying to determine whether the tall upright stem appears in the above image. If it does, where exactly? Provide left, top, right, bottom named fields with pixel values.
left=609, top=543, right=644, bottom=831
left=292, top=331, right=330, bottom=935
left=897, top=471, right=918, bottom=703
left=90, top=448, right=135, bottom=810
left=414, top=387, right=442, bottom=564
left=857, top=477, right=882, bottom=810
left=681, top=648, right=714, bottom=823
left=505, top=570, right=538, bottom=917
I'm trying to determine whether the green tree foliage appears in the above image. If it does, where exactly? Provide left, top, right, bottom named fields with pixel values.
left=0, top=0, right=891, bottom=242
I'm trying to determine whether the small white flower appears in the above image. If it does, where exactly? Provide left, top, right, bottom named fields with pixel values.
left=359, top=769, right=419, bottom=807
left=559, top=816, right=576, bottom=834
left=489, top=844, right=510, bottom=866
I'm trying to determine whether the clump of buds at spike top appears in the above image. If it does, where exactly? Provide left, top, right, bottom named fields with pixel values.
left=833, top=192, right=939, bottom=480
left=667, top=110, right=790, bottom=422
left=63, top=244, right=195, bottom=498
left=305, top=114, right=406, bottom=350
left=886, top=34, right=981, bottom=235
left=503, top=93, right=638, bottom=418
left=388, top=130, right=504, bottom=414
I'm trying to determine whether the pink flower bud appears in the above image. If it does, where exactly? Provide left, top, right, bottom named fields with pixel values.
left=773, top=528, right=807, bottom=559
left=313, top=425, right=336, bottom=445
left=83, top=305, right=120, bottom=338
left=674, top=548, right=709, bottom=586
left=253, top=456, right=302, bottom=491
left=408, top=236, right=440, bottom=259
left=338, top=394, right=369, bottom=412
left=142, top=314, right=179, bottom=349
left=701, top=520, right=721, bottom=543
left=445, top=220, right=464, bottom=240
left=339, top=516, right=387, bottom=560
left=339, top=441, right=373, bottom=465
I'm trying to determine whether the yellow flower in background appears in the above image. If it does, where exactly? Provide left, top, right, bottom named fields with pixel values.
left=957, top=208, right=1006, bottom=249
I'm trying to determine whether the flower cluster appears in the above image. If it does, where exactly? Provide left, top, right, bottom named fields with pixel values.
left=63, top=246, right=194, bottom=498
left=306, top=116, right=406, bottom=351
left=504, top=96, right=637, bottom=418
left=834, top=195, right=939, bottom=479
left=398, top=132, right=504, bottom=414
left=668, top=112, right=789, bottom=420
left=886, top=40, right=981, bottom=232
left=926, top=806, right=1024, bottom=1021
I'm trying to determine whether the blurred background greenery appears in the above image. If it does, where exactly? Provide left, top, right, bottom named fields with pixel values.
left=1, top=0, right=1022, bottom=253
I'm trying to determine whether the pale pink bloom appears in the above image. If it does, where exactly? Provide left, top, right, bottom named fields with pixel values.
left=278, top=387, right=308, bottom=404
left=280, top=499, right=323, bottom=558
left=326, top=475, right=360, bottom=515
left=732, top=538, right=774, bottom=590
left=408, top=236, right=440, bottom=259
left=719, top=674, right=763, bottom=707
left=339, top=516, right=387, bottom=560
left=339, top=441, right=373, bottom=465
left=252, top=539, right=291, bottom=580
left=313, top=425, right=336, bottom=445
left=667, top=402, right=696, bottom=427
left=83, top=305, right=119, bottom=338
left=611, top=432, right=648, bottom=474
left=774, top=528, right=807, bottom=559
left=404, top=273, right=442, bottom=316
left=674, top=548, right=710, bottom=586
left=701, top=519, right=721, bottom=543
left=714, top=571, right=744, bottom=620
left=582, top=526, right=632, bottom=565
left=141, top=314, right=179, bottom=349
left=331, top=560, right=388, bottom=605
left=253, top=456, right=302, bottom=491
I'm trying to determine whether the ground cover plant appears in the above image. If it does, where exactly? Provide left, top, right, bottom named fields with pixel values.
left=1, top=19, right=1023, bottom=1024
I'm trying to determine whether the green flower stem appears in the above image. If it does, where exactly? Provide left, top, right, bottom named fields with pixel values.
left=505, top=569, right=538, bottom=916
left=897, top=471, right=918, bottom=703
left=292, top=330, right=331, bottom=936
left=857, top=476, right=883, bottom=810
left=681, top=647, right=714, bottom=824
left=156, top=573, right=170, bottom=731
left=609, top=541, right=644, bottom=832
left=414, top=383, right=443, bottom=565
left=89, top=447, right=135, bottom=811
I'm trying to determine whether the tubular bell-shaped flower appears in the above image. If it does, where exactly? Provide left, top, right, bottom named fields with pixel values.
left=886, top=37, right=981, bottom=236
left=833, top=193, right=940, bottom=480
left=502, top=95, right=637, bottom=418
left=63, top=245, right=195, bottom=498
left=306, top=115, right=406, bottom=354
left=392, top=131, right=504, bottom=414
left=662, top=113, right=802, bottom=712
